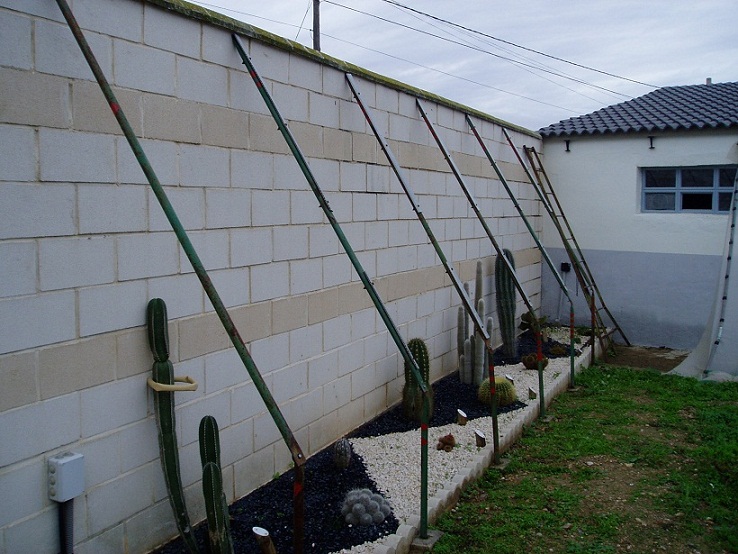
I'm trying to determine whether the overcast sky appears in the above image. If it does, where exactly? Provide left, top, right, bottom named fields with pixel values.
left=190, top=0, right=737, bottom=131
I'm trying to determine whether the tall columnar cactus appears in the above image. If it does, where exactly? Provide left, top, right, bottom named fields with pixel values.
left=457, top=306, right=465, bottom=368
left=473, top=298, right=486, bottom=385
left=495, top=249, right=518, bottom=359
left=402, top=338, right=434, bottom=422
left=462, top=338, right=472, bottom=384
left=199, top=416, right=233, bottom=554
left=148, top=299, right=199, bottom=554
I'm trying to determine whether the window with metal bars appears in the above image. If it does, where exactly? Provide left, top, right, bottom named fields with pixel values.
left=641, top=166, right=737, bottom=213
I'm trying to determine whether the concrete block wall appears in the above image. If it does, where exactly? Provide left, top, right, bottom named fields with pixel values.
left=0, top=1, right=542, bottom=552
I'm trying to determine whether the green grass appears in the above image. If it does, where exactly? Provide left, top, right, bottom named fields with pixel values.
left=433, top=364, right=738, bottom=554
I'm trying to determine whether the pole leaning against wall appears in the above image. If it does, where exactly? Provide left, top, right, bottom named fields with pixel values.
left=466, top=115, right=579, bottom=394
left=231, top=34, right=434, bottom=539
left=416, top=99, right=554, bottom=412
left=344, top=73, right=505, bottom=459
left=54, top=2, right=307, bottom=552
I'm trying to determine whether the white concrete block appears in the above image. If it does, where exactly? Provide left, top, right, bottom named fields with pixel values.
left=231, top=150, right=274, bottom=189
left=271, top=361, right=308, bottom=403
left=308, top=349, right=339, bottom=388
left=203, top=346, right=245, bottom=394
left=0, top=291, right=76, bottom=354
left=148, top=274, right=204, bottom=319
left=340, top=161, right=367, bottom=192
left=177, top=57, right=228, bottom=107
left=118, top=138, right=179, bottom=187
left=351, top=363, right=376, bottom=399
left=289, top=323, right=323, bottom=363
left=339, top=98, right=367, bottom=133
left=309, top=91, right=340, bottom=128
left=40, top=129, right=116, bottom=183
left=0, top=459, right=45, bottom=527
left=308, top=157, right=340, bottom=191
left=0, top=125, right=35, bottom=181
left=0, top=240, right=36, bottom=297
left=308, top=225, right=339, bottom=257
left=144, top=3, right=200, bottom=58
left=249, top=332, right=290, bottom=374
left=119, top=419, right=160, bottom=473
left=205, top=267, right=250, bottom=309
left=179, top=144, right=230, bottom=188
left=80, top=375, right=149, bottom=438
left=272, top=226, right=308, bottom=262
left=183, top=229, right=230, bottom=271
left=289, top=54, right=322, bottom=92
left=75, top=0, right=143, bottom=41
left=337, top=340, right=364, bottom=377
left=205, top=188, right=251, bottom=229
left=352, top=193, right=377, bottom=222
left=78, top=280, right=147, bottom=337
left=250, top=261, right=290, bottom=302
left=290, top=190, right=325, bottom=225
left=231, top=380, right=269, bottom=424
left=231, top=227, right=273, bottom=267
left=40, top=235, right=115, bottom=290
left=147, top=187, right=205, bottom=231
left=35, top=19, right=112, bottom=81
left=117, top=231, right=179, bottom=281
left=86, top=464, right=154, bottom=535
left=288, top=257, right=321, bottom=295
left=114, top=39, right=175, bottom=96
left=0, top=11, right=32, bottom=69
left=367, top=164, right=391, bottom=194
left=286, top=386, right=323, bottom=427
left=351, top=308, right=376, bottom=341
left=78, top=184, right=147, bottom=234
left=253, top=411, right=282, bottom=451
left=322, top=254, right=353, bottom=288
left=229, top=66, right=271, bottom=116
left=76, top=432, right=120, bottom=489
left=0, top=392, right=80, bottom=467
left=251, top=190, right=290, bottom=226
left=272, top=82, right=309, bottom=122
left=250, top=41, right=289, bottom=84
left=323, top=373, right=351, bottom=413
left=272, top=153, right=306, bottom=191
left=3, top=508, right=58, bottom=554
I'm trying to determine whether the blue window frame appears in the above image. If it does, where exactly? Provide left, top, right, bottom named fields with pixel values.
left=642, top=166, right=737, bottom=213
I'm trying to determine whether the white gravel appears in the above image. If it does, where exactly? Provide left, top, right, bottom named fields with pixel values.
left=330, top=353, right=579, bottom=554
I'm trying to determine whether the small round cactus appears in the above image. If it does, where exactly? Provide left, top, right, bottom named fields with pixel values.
left=478, top=376, right=517, bottom=407
left=521, top=354, right=549, bottom=370
left=333, top=437, right=352, bottom=470
left=340, top=488, right=392, bottom=526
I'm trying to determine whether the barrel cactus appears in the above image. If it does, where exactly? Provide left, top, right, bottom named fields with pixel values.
left=333, top=437, right=352, bottom=470
left=402, top=338, right=433, bottom=422
left=478, top=376, right=517, bottom=407
left=522, top=354, right=549, bottom=370
left=341, top=488, right=392, bottom=526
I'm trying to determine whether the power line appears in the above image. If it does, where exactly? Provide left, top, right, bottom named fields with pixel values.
left=378, top=0, right=659, bottom=89
left=323, top=0, right=633, bottom=98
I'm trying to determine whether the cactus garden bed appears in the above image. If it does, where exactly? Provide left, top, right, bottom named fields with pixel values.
left=153, top=330, right=577, bottom=554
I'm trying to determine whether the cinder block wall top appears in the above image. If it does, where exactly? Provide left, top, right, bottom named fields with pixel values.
left=0, top=0, right=542, bottom=552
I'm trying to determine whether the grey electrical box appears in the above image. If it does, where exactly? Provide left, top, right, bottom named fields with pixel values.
left=48, top=452, right=85, bottom=502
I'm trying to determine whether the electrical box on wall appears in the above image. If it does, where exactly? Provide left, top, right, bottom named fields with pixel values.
left=48, top=452, right=85, bottom=502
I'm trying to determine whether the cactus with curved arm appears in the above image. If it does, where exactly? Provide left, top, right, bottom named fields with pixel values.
left=147, top=298, right=199, bottom=554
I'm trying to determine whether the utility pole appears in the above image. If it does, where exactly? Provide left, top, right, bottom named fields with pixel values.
left=313, top=0, right=320, bottom=51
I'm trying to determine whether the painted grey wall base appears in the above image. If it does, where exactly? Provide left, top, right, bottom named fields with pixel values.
left=540, top=247, right=721, bottom=349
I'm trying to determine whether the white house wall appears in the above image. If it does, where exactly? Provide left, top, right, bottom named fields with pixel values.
left=539, top=130, right=738, bottom=348
left=0, top=1, right=542, bottom=552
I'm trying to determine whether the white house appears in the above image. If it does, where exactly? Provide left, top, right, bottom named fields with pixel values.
left=537, top=81, right=738, bottom=350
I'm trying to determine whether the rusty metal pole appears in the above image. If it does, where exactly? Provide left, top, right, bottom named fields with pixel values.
left=54, top=2, right=307, bottom=551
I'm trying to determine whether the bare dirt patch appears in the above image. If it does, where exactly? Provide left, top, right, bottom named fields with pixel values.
left=603, top=344, right=689, bottom=372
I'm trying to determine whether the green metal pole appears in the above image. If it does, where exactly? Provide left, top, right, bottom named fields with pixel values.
left=347, top=74, right=502, bottom=468
left=55, top=2, right=307, bottom=550
left=231, top=34, right=433, bottom=538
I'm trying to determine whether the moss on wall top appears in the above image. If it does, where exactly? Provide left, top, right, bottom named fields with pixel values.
left=146, top=0, right=539, bottom=139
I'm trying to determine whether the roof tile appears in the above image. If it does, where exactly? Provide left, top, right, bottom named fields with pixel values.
left=540, top=81, right=738, bottom=137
